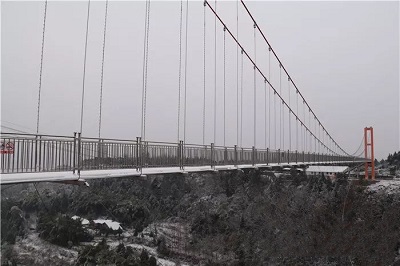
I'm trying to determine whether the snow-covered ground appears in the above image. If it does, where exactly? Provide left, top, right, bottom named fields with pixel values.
left=11, top=214, right=78, bottom=265
left=367, top=179, right=400, bottom=194
left=74, top=216, right=192, bottom=265
left=12, top=233, right=78, bottom=265
left=101, top=221, right=191, bottom=266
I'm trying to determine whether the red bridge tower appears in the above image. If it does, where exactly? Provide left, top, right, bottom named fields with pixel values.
left=364, top=127, right=375, bottom=180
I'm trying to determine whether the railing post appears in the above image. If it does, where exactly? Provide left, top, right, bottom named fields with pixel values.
left=234, top=145, right=237, bottom=167
left=278, top=149, right=281, bottom=164
left=97, top=138, right=102, bottom=169
left=144, top=141, right=149, bottom=168
left=34, top=135, right=38, bottom=172
left=295, top=150, right=298, bottom=164
left=73, top=132, right=77, bottom=173
left=256, top=148, right=259, bottom=165
left=267, top=148, right=269, bottom=165
left=204, top=145, right=208, bottom=165
left=34, top=135, right=42, bottom=172
left=287, top=149, right=290, bottom=164
left=177, top=141, right=181, bottom=168
left=252, top=146, right=255, bottom=166
left=224, top=147, right=228, bottom=165
left=136, top=137, right=141, bottom=171
left=302, top=151, right=305, bottom=163
left=77, top=132, right=82, bottom=175
left=180, top=140, right=184, bottom=170
left=37, top=135, right=42, bottom=172
left=211, top=143, right=215, bottom=169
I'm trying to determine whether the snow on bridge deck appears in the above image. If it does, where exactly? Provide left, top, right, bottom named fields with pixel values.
left=1, top=161, right=358, bottom=185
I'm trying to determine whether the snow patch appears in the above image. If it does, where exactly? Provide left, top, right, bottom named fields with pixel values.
left=71, top=215, right=89, bottom=225
left=367, top=180, right=400, bottom=194
left=72, top=215, right=121, bottom=230
left=93, top=219, right=122, bottom=231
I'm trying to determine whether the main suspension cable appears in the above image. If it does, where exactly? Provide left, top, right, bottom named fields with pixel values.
left=79, top=0, right=91, bottom=134
left=355, top=147, right=366, bottom=158
left=239, top=0, right=349, bottom=156
left=350, top=135, right=365, bottom=156
left=204, top=1, right=337, bottom=156
left=36, top=0, right=48, bottom=134
left=314, top=116, right=317, bottom=153
left=98, top=0, right=109, bottom=138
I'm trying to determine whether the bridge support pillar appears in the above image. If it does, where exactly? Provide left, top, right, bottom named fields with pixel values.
left=364, top=127, right=375, bottom=180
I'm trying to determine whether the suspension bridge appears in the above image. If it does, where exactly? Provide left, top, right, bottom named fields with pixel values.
left=1, top=0, right=371, bottom=185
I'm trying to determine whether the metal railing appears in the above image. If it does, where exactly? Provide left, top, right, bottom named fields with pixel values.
left=0, top=132, right=366, bottom=174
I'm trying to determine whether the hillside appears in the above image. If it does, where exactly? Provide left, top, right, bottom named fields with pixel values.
left=2, top=170, right=400, bottom=265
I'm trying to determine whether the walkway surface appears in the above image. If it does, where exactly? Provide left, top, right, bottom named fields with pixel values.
left=1, top=161, right=358, bottom=185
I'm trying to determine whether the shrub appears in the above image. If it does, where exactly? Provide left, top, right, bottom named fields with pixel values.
left=37, top=213, right=93, bottom=247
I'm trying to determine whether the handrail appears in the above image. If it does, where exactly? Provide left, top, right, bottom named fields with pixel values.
left=1, top=132, right=75, bottom=139
left=0, top=132, right=365, bottom=174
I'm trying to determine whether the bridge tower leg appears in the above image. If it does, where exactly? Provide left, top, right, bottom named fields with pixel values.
left=364, top=127, right=375, bottom=180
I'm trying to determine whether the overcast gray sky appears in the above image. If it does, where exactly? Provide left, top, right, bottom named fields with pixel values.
left=2, top=0, right=399, bottom=160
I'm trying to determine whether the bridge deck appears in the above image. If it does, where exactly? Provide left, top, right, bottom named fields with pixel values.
left=0, top=132, right=367, bottom=185
left=1, top=161, right=360, bottom=185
